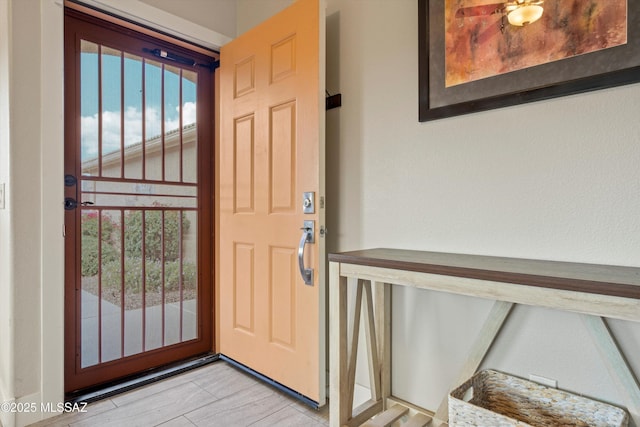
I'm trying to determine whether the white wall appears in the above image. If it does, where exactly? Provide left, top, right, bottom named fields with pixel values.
left=40, top=0, right=66, bottom=418
left=0, top=1, right=14, bottom=425
left=236, top=0, right=293, bottom=35
left=140, top=0, right=236, bottom=39
left=8, top=0, right=44, bottom=402
left=0, top=1, right=51, bottom=426
left=76, top=0, right=232, bottom=51
left=322, top=0, right=640, bottom=424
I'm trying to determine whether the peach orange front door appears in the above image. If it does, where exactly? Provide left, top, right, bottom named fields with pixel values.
left=218, top=0, right=326, bottom=405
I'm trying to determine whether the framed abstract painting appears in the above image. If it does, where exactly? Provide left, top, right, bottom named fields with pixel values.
left=419, top=0, right=640, bottom=121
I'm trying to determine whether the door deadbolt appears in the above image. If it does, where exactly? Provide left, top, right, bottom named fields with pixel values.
left=303, top=192, right=315, bottom=214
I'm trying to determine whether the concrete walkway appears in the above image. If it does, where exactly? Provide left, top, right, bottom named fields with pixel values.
left=81, top=290, right=197, bottom=367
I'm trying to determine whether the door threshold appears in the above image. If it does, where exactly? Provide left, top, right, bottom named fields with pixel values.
left=66, top=353, right=220, bottom=404
left=219, top=354, right=319, bottom=410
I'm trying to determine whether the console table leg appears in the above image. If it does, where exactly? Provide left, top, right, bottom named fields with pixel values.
left=433, top=300, right=514, bottom=424
left=374, top=281, right=391, bottom=409
left=583, top=315, right=640, bottom=419
left=346, top=280, right=365, bottom=413
left=330, top=262, right=349, bottom=427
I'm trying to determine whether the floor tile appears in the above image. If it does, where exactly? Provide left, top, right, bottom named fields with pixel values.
left=28, top=399, right=117, bottom=427
left=290, top=400, right=330, bottom=425
left=250, top=404, right=327, bottom=427
left=155, top=416, right=196, bottom=427
left=111, top=369, right=204, bottom=408
left=185, top=382, right=289, bottom=427
left=190, top=363, right=258, bottom=400
left=70, top=382, right=216, bottom=427
left=27, top=360, right=328, bottom=427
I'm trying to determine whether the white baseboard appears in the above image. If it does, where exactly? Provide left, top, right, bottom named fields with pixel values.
left=0, top=392, right=44, bottom=427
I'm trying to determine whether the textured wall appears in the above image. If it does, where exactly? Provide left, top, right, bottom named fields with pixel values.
left=5, top=0, right=43, bottom=400
left=140, top=0, right=236, bottom=38
left=236, top=0, right=293, bottom=35
left=0, top=1, right=14, bottom=424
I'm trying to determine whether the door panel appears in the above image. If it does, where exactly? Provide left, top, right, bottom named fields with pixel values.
left=218, top=0, right=326, bottom=404
left=65, top=10, right=214, bottom=394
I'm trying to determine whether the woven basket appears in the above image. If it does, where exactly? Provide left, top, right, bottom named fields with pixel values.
left=449, top=370, right=628, bottom=427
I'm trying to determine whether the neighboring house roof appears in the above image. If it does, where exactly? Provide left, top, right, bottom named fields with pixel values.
left=82, top=122, right=197, bottom=171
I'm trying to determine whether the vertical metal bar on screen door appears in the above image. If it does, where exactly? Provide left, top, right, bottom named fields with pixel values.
left=141, top=210, right=147, bottom=351
left=119, top=51, right=125, bottom=179
left=141, top=59, right=147, bottom=180
left=179, top=69, right=184, bottom=183
left=178, top=209, right=183, bottom=342
left=120, top=209, right=125, bottom=358
left=161, top=64, right=166, bottom=182
left=161, top=210, right=166, bottom=347
left=98, top=45, right=103, bottom=178
left=97, top=210, right=103, bottom=363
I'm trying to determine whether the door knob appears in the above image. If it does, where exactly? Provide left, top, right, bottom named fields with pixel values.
left=64, top=198, right=78, bottom=210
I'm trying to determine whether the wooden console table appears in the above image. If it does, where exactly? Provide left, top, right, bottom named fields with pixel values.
left=329, top=248, right=640, bottom=427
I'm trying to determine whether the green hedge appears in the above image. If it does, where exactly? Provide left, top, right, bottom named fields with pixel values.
left=102, top=257, right=197, bottom=294
left=124, top=210, right=190, bottom=263
left=81, top=212, right=119, bottom=277
left=81, top=210, right=195, bottom=294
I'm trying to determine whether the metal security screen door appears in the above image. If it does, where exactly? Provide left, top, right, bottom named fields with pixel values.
left=64, top=10, right=214, bottom=393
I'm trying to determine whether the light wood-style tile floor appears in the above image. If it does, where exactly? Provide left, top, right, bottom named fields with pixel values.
left=29, top=361, right=329, bottom=427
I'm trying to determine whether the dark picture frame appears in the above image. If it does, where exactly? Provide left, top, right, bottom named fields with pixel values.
left=419, top=0, right=640, bottom=122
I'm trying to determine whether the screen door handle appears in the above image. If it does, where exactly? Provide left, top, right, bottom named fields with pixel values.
left=64, top=198, right=95, bottom=210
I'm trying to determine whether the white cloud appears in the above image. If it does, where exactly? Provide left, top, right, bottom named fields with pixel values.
left=81, top=102, right=196, bottom=160
left=182, top=101, right=196, bottom=126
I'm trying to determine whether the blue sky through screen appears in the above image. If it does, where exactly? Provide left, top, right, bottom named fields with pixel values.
left=80, top=49, right=197, bottom=161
